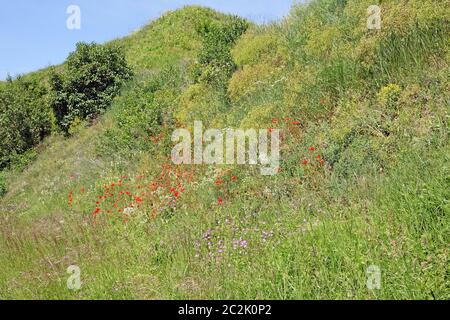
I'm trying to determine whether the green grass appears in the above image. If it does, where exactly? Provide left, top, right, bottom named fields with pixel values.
left=0, top=1, right=449, bottom=299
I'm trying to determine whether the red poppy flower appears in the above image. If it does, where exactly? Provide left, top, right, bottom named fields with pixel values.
left=231, top=176, right=237, bottom=181
left=302, top=160, right=309, bottom=166
left=309, top=147, right=315, bottom=151
left=92, top=207, right=101, bottom=216
left=218, top=197, right=223, bottom=205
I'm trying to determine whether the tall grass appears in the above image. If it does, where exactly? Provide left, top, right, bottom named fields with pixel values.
left=0, top=1, right=448, bottom=299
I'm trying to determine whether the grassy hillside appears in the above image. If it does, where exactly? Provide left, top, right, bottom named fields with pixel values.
left=0, top=1, right=449, bottom=299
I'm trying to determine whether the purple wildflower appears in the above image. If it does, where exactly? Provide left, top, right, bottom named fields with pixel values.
left=262, top=231, right=274, bottom=242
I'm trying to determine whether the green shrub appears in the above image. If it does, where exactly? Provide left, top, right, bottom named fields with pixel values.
left=67, top=116, right=87, bottom=136
left=0, top=77, right=52, bottom=169
left=176, top=14, right=249, bottom=126
left=95, top=66, right=183, bottom=159
left=96, top=83, right=161, bottom=159
left=7, top=149, right=38, bottom=172
left=176, top=83, right=227, bottom=125
left=0, top=172, right=6, bottom=197
left=50, top=42, right=132, bottom=133
left=240, top=104, right=276, bottom=129
left=232, top=32, right=285, bottom=67
left=194, top=15, right=248, bottom=87
left=377, top=83, right=402, bottom=110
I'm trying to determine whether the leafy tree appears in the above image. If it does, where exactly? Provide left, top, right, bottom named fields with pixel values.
left=0, top=78, right=52, bottom=169
left=50, top=42, right=132, bottom=133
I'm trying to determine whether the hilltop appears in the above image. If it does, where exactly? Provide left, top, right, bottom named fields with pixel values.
left=0, top=1, right=449, bottom=299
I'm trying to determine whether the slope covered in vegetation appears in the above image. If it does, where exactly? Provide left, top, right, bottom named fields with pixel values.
left=0, top=1, right=449, bottom=299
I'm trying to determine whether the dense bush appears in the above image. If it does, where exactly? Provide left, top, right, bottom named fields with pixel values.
left=0, top=77, right=52, bottom=169
left=176, top=15, right=248, bottom=126
left=226, top=29, right=288, bottom=127
left=50, top=42, right=132, bottom=133
left=96, top=66, right=184, bottom=159
left=0, top=172, right=6, bottom=197
left=96, top=81, right=162, bottom=158
left=193, top=15, right=248, bottom=87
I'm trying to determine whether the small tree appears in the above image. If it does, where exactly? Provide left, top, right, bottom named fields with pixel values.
left=0, top=78, right=52, bottom=169
left=51, top=42, right=132, bottom=133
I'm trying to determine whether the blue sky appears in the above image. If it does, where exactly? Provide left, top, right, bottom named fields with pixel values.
left=0, top=0, right=299, bottom=80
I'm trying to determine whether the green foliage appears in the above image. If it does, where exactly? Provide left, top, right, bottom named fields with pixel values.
left=377, top=83, right=402, bottom=111
left=240, top=104, right=276, bottom=129
left=1, top=2, right=449, bottom=300
left=50, top=42, right=132, bottom=133
left=0, top=77, right=52, bottom=169
left=231, top=27, right=287, bottom=67
left=7, top=149, right=38, bottom=172
left=96, top=66, right=184, bottom=159
left=116, top=6, right=220, bottom=72
left=176, top=83, right=227, bottom=125
left=194, top=15, right=249, bottom=87
left=67, top=116, right=87, bottom=136
left=176, top=14, right=249, bottom=126
left=96, top=84, right=161, bottom=159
